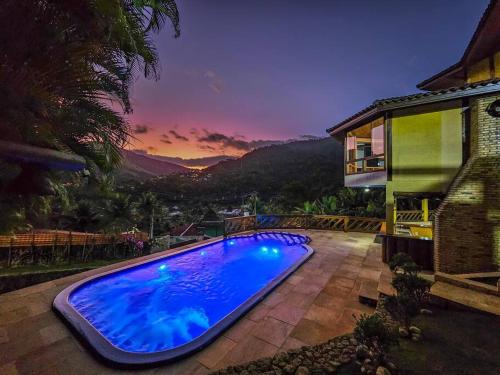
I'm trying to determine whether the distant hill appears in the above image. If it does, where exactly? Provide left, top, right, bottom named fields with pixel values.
left=148, top=154, right=235, bottom=169
left=207, top=138, right=341, bottom=173
left=118, top=150, right=189, bottom=179
left=121, top=138, right=345, bottom=208
left=201, top=137, right=345, bottom=203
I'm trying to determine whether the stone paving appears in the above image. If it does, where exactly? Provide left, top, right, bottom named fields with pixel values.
left=0, top=230, right=387, bottom=374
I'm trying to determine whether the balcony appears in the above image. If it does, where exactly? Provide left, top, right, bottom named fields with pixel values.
left=344, top=117, right=387, bottom=187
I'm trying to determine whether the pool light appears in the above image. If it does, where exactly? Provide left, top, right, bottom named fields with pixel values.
left=272, top=248, right=279, bottom=254
left=229, top=240, right=235, bottom=245
left=158, top=264, right=167, bottom=271
left=261, top=246, right=268, bottom=252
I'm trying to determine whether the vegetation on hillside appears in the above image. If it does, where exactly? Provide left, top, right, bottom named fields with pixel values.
left=0, top=3, right=385, bottom=236
left=0, top=0, right=180, bottom=232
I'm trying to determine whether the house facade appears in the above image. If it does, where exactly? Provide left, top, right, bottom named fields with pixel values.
left=327, top=0, right=500, bottom=274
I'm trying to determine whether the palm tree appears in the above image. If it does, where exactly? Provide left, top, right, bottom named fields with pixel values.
left=336, top=187, right=358, bottom=214
left=65, top=201, right=101, bottom=233
left=294, top=201, right=317, bottom=215
left=0, top=1, right=180, bottom=173
left=245, top=192, right=262, bottom=215
left=316, top=196, right=338, bottom=215
left=105, top=194, right=136, bottom=232
left=136, top=192, right=159, bottom=238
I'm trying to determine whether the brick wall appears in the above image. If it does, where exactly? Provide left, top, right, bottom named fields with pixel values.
left=434, top=95, right=500, bottom=274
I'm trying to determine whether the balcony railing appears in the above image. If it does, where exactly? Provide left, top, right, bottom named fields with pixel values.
left=224, top=214, right=385, bottom=236
left=346, top=155, right=385, bottom=175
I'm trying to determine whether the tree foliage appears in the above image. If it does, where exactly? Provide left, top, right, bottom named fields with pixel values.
left=0, top=0, right=180, bottom=171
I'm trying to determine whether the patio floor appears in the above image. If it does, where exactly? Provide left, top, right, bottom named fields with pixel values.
left=0, top=230, right=387, bottom=375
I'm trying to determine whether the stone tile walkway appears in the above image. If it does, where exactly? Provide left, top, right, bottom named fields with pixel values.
left=0, top=230, right=387, bottom=374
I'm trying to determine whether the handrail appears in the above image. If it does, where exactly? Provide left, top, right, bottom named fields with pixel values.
left=224, top=214, right=385, bottom=236
left=396, top=210, right=435, bottom=222
left=346, top=154, right=385, bottom=163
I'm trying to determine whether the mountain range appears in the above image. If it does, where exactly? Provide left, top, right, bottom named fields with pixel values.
left=119, top=137, right=344, bottom=196
left=120, top=137, right=345, bottom=209
left=119, top=150, right=190, bottom=179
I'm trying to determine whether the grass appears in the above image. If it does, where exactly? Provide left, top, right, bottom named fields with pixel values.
left=337, top=306, right=500, bottom=375
left=0, top=259, right=124, bottom=276
left=388, top=306, right=500, bottom=375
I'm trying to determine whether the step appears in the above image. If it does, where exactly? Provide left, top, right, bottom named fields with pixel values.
left=430, top=281, right=500, bottom=316
left=358, top=280, right=379, bottom=307
left=377, top=273, right=395, bottom=297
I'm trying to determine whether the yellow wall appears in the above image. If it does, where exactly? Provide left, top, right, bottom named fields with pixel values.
left=495, top=51, right=500, bottom=77
left=467, top=58, right=491, bottom=83
left=385, top=105, right=463, bottom=233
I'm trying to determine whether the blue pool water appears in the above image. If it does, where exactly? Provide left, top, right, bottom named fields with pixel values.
left=68, top=232, right=310, bottom=354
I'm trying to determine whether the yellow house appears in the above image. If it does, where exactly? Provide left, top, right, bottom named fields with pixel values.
left=327, top=0, right=500, bottom=274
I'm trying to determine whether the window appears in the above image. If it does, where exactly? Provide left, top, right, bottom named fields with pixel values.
left=345, top=118, right=385, bottom=174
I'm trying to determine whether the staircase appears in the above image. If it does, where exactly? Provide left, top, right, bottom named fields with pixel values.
left=358, top=266, right=500, bottom=316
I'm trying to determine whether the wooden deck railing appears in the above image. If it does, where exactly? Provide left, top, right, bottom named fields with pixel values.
left=224, top=214, right=385, bottom=236
left=0, top=231, right=149, bottom=268
left=396, top=210, right=435, bottom=222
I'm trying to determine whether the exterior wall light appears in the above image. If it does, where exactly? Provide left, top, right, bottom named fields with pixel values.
left=486, top=99, right=500, bottom=118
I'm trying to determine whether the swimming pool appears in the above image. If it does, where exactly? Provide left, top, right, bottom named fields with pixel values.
left=53, top=232, right=313, bottom=365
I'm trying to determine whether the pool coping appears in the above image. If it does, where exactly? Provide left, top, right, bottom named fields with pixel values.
left=53, top=231, right=314, bottom=366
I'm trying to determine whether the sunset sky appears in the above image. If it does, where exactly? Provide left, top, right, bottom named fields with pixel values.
left=127, top=0, right=488, bottom=159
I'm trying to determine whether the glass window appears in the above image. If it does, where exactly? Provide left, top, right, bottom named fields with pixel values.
left=345, top=118, right=385, bottom=175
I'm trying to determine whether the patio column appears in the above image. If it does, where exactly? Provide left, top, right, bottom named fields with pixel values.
left=422, top=198, right=429, bottom=221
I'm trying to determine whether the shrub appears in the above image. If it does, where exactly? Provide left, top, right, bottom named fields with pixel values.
left=384, top=293, right=420, bottom=329
left=354, top=313, right=397, bottom=353
left=389, top=252, right=417, bottom=274
left=387, top=254, right=432, bottom=329
left=392, top=273, right=432, bottom=307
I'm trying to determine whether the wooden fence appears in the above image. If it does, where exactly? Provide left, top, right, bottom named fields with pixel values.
left=224, top=214, right=385, bottom=236
left=0, top=231, right=149, bottom=268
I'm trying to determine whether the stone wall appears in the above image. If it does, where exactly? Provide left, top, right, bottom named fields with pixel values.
left=434, top=95, right=500, bottom=273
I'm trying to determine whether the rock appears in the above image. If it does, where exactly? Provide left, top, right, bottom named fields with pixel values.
left=386, top=362, right=398, bottom=372
left=283, top=364, right=296, bottom=374
left=349, top=338, right=358, bottom=346
left=295, top=366, right=310, bottom=375
left=420, top=308, right=433, bottom=315
left=339, top=354, right=351, bottom=364
left=356, top=345, right=371, bottom=360
left=398, top=327, right=409, bottom=337
left=375, top=366, right=391, bottom=375
left=409, top=326, right=421, bottom=334
left=411, top=333, right=422, bottom=342
left=329, top=361, right=341, bottom=367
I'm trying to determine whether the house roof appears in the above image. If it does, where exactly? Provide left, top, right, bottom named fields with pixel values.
left=327, top=79, right=500, bottom=135
left=417, top=0, right=500, bottom=90
left=169, top=223, right=203, bottom=236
